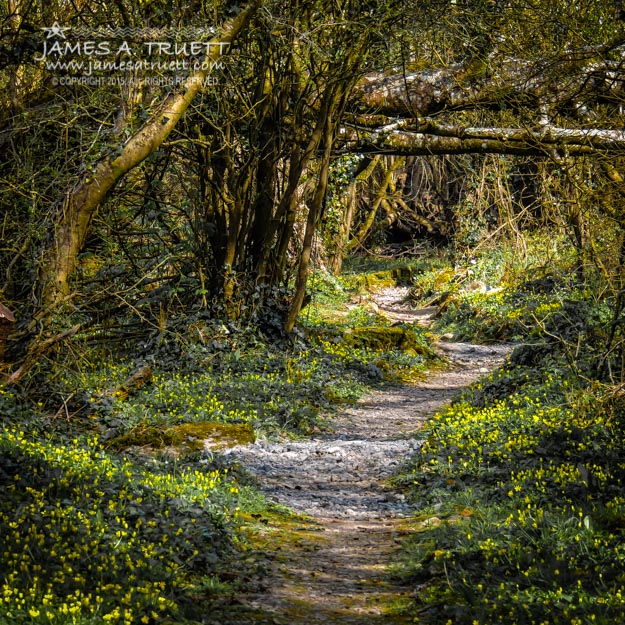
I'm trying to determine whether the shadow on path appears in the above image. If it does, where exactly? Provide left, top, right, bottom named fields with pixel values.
left=218, top=288, right=512, bottom=624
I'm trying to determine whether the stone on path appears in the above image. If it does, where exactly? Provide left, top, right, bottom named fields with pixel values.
left=218, top=287, right=511, bottom=624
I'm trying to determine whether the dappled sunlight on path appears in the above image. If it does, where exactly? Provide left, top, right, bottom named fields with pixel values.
left=221, top=288, right=511, bottom=624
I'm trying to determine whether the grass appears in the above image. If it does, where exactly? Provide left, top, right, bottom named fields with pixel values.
left=0, top=259, right=439, bottom=625
left=394, top=247, right=625, bottom=624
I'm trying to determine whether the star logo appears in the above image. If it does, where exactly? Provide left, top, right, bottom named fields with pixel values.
left=41, top=22, right=70, bottom=39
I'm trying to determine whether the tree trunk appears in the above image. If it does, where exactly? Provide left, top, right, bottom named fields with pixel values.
left=353, top=40, right=625, bottom=117
left=328, top=183, right=357, bottom=275
left=40, top=3, right=259, bottom=306
left=347, top=157, right=404, bottom=251
left=5, top=3, right=260, bottom=386
left=328, top=154, right=380, bottom=274
left=284, top=92, right=341, bottom=333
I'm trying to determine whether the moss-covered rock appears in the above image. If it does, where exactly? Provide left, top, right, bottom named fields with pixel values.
left=110, top=421, right=255, bottom=453
left=344, top=326, right=434, bottom=357
left=353, top=266, right=415, bottom=291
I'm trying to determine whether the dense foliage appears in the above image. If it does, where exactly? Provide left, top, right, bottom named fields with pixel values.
left=3, top=0, right=625, bottom=623
left=397, top=251, right=625, bottom=624
left=0, top=425, right=234, bottom=624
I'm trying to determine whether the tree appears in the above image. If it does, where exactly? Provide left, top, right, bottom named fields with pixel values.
left=3, top=0, right=625, bottom=384
left=1, top=1, right=261, bottom=383
left=326, top=0, right=625, bottom=280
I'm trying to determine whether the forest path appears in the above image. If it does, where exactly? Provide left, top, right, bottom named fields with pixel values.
left=220, top=288, right=510, bottom=624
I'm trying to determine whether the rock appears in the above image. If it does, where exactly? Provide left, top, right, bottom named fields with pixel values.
left=221, top=288, right=510, bottom=520
left=419, top=516, right=442, bottom=528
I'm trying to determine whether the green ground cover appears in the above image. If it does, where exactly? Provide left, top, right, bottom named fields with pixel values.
left=399, top=361, right=625, bottom=624
left=4, top=237, right=625, bottom=625
left=0, top=416, right=239, bottom=624
left=0, top=263, right=435, bottom=625
left=397, top=240, right=625, bottom=624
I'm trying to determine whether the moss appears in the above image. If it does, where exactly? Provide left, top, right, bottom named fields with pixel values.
left=236, top=510, right=418, bottom=625
left=344, top=326, right=434, bottom=357
left=457, top=57, right=489, bottom=85
left=353, top=266, right=415, bottom=292
left=433, top=268, right=457, bottom=290
left=110, top=421, right=255, bottom=453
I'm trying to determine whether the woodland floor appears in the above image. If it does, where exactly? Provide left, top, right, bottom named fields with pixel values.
left=217, top=288, right=511, bottom=625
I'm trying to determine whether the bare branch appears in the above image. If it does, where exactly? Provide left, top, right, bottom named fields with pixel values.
left=340, top=120, right=625, bottom=156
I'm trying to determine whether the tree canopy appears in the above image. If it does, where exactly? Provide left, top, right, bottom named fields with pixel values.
left=1, top=0, right=625, bottom=381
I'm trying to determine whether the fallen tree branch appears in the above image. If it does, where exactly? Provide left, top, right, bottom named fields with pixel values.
left=353, top=39, right=625, bottom=118
left=5, top=324, right=81, bottom=386
left=104, top=365, right=153, bottom=402
left=339, top=120, right=625, bottom=156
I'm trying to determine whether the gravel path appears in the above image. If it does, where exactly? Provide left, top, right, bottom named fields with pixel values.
left=219, top=288, right=511, bottom=624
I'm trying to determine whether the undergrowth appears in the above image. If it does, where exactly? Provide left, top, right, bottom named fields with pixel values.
left=0, top=406, right=246, bottom=624
left=396, top=235, right=625, bottom=624
left=399, top=356, right=625, bottom=624
left=0, top=259, right=437, bottom=625
left=6, top=236, right=622, bottom=625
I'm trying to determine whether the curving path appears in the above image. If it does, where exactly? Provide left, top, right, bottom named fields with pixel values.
left=219, top=288, right=510, bottom=624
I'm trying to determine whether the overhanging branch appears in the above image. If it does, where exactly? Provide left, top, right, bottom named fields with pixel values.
left=353, top=41, right=625, bottom=118
left=338, top=120, right=625, bottom=156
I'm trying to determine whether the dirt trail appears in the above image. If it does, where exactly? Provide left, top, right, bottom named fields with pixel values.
left=220, top=288, right=511, bottom=624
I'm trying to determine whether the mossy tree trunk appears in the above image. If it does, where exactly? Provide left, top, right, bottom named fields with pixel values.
left=6, top=4, right=259, bottom=386
left=347, top=156, right=405, bottom=252
left=327, top=155, right=381, bottom=274
left=40, top=4, right=259, bottom=308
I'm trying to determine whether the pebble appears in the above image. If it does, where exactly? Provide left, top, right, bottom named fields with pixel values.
left=223, top=437, right=423, bottom=518
left=219, top=288, right=512, bottom=521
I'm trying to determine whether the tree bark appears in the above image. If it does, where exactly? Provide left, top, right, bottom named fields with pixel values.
left=353, top=41, right=625, bottom=117
left=328, top=154, right=380, bottom=274
left=41, top=2, right=260, bottom=306
left=341, top=121, right=625, bottom=157
left=284, top=88, right=343, bottom=333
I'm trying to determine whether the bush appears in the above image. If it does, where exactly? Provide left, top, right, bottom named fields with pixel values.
left=0, top=428, right=238, bottom=624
